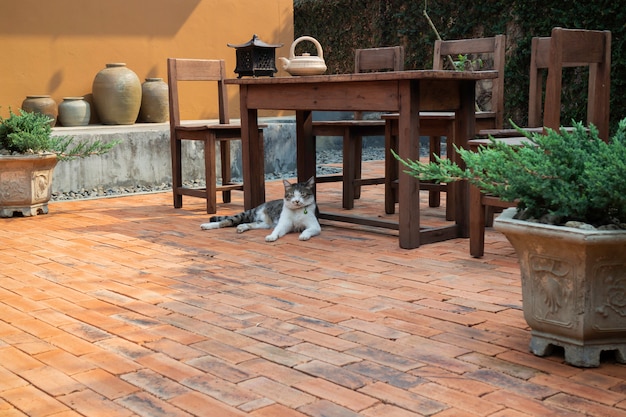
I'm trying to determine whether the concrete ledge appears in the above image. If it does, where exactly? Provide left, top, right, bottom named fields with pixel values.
left=50, top=115, right=390, bottom=194
left=51, top=118, right=298, bottom=193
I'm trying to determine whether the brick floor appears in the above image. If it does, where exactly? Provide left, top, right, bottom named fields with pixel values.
left=0, top=161, right=625, bottom=416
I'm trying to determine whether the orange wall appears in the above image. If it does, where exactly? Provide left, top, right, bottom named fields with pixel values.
left=0, top=0, right=293, bottom=121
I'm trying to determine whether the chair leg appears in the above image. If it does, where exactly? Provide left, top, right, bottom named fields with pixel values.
left=443, top=127, right=455, bottom=222
left=171, top=137, right=183, bottom=209
left=220, top=139, right=232, bottom=204
left=485, top=206, right=496, bottom=227
left=384, top=119, right=398, bottom=214
left=353, top=134, right=363, bottom=200
left=469, top=184, right=486, bottom=258
left=342, top=127, right=356, bottom=210
left=204, top=138, right=218, bottom=214
left=428, top=136, right=441, bottom=208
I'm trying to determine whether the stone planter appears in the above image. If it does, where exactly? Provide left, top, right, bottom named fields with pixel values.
left=494, top=207, right=626, bottom=367
left=0, top=153, right=58, bottom=217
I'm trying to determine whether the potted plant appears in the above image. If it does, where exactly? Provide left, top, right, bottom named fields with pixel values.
left=394, top=119, right=626, bottom=367
left=0, top=109, right=119, bottom=217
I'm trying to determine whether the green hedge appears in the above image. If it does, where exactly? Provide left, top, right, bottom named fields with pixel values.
left=294, top=0, right=625, bottom=134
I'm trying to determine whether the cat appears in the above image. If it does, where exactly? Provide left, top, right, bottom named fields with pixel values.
left=200, top=177, right=321, bottom=242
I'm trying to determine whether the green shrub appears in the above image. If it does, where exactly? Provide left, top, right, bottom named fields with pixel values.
left=0, top=109, right=119, bottom=160
left=394, top=119, right=626, bottom=226
left=0, top=109, right=56, bottom=154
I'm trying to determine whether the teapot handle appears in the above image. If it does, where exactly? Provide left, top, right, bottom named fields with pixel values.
left=290, top=36, right=324, bottom=59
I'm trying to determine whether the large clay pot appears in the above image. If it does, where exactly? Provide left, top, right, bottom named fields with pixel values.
left=58, top=97, right=91, bottom=127
left=494, top=208, right=626, bottom=367
left=0, top=153, right=58, bottom=217
left=92, top=63, right=141, bottom=125
left=21, top=95, right=58, bottom=126
left=138, top=78, right=169, bottom=123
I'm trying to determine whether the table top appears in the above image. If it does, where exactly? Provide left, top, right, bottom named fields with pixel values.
left=225, top=70, right=498, bottom=85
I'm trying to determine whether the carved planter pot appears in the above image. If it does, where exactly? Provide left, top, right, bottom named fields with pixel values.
left=0, top=153, right=58, bottom=217
left=494, top=207, right=626, bottom=367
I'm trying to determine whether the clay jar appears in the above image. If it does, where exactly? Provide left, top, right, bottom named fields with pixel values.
left=58, top=97, right=91, bottom=127
left=92, top=63, right=141, bottom=125
left=21, top=95, right=58, bottom=126
left=138, top=78, right=169, bottom=123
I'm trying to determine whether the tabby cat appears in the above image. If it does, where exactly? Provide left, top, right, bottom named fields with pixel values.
left=200, top=177, right=321, bottom=242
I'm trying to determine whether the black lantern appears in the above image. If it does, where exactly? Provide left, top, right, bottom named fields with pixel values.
left=227, top=34, right=283, bottom=78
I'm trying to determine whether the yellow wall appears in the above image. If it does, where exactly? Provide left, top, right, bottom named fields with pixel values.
left=0, top=0, right=293, bottom=121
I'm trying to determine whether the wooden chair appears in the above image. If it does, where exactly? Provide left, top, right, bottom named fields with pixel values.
left=468, top=27, right=611, bottom=257
left=385, top=35, right=506, bottom=216
left=382, top=112, right=456, bottom=217
left=168, top=58, right=264, bottom=214
left=313, top=46, right=404, bottom=210
left=435, top=35, right=506, bottom=131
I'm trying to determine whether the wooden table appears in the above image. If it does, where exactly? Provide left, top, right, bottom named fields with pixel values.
left=226, top=70, right=498, bottom=249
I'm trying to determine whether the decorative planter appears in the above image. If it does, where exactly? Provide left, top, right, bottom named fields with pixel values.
left=21, top=95, right=58, bottom=126
left=92, top=63, right=141, bottom=125
left=138, top=78, right=169, bottom=123
left=494, top=207, right=626, bottom=367
left=0, top=153, right=58, bottom=217
left=58, top=97, right=91, bottom=127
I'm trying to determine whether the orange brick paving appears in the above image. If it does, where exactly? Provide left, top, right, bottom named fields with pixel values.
left=1, top=161, right=625, bottom=417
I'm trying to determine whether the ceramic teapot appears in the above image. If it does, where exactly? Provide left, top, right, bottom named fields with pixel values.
left=279, top=36, right=327, bottom=76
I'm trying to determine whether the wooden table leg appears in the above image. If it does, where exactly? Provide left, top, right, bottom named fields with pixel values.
left=398, top=80, right=421, bottom=249
left=239, top=85, right=264, bottom=210
left=453, top=80, right=475, bottom=238
left=296, top=110, right=315, bottom=184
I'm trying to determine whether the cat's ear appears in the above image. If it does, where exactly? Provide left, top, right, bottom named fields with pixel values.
left=282, top=179, right=292, bottom=189
left=305, top=176, right=315, bottom=188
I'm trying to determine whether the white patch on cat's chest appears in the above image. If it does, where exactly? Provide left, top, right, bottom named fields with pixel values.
left=291, top=208, right=309, bottom=223
left=284, top=205, right=306, bottom=220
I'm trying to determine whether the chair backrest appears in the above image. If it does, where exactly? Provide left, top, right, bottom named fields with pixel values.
left=527, top=37, right=551, bottom=129
left=353, top=46, right=404, bottom=119
left=167, top=58, right=229, bottom=128
left=355, top=46, right=405, bottom=73
left=433, top=35, right=506, bottom=128
left=528, top=27, right=611, bottom=140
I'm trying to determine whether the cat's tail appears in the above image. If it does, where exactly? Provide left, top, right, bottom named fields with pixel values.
left=200, top=210, right=255, bottom=230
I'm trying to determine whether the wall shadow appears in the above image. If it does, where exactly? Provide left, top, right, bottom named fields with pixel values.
left=0, top=0, right=201, bottom=36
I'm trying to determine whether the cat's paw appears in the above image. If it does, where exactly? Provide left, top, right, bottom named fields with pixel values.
left=236, top=224, right=251, bottom=233
left=265, top=234, right=278, bottom=242
left=298, top=232, right=312, bottom=241
left=200, top=222, right=217, bottom=230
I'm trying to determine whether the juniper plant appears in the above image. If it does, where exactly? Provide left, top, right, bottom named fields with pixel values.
left=0, top=109, right=120, bottom=161
left=394, top=118, right=626, bottom=227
